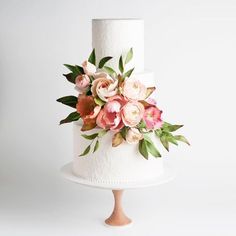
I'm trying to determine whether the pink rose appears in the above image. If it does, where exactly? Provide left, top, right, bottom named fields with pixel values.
left=121, top=101, right=144, bottom=127
left=82, top=60, right=96, bottom=75
left=126, top=128, right=143, bottom=144
left=75, top=74, right=90, bottom=92
left=143, top=106, right=163, bottom=129
left=96, top=95, right=125, bottom=131
left=91, top=72, right=118, bottom=101
left=122, top=78, right=147, bottom=101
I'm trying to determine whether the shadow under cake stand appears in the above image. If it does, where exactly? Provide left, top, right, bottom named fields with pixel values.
left=61, top=162, right=175, bottom=227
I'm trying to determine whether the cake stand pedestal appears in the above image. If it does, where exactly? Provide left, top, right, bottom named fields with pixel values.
left=60, top=162, right=175, bottom=227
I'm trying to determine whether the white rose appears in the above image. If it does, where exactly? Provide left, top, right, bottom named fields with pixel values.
left=126, top=128, right=143, bottom=144
left=82, top=60, right=96, bottom=75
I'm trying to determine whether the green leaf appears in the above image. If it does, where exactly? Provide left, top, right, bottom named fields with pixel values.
left=124, top=68, right=134, bottom=78
left=162, top=122, right=183, bottom=132
left=143, top=135, right=161, bottom=157
left=88, top=49, right=96, bottom=65
left=86, top=90, right=92, bottom=96
left=64, top=64, right=82, bottom=75
left=145, top=140, right=161, bottom=157
left=120, top=127, right=128, bottom=140
left=160, top=135, right=169, bottom=151
left=125, top=48, right=133, bottom=64
left=143, top=134, right=153, bottom=143
left=165, top=133, right=178, bottom=145
left=103, top=66, right=117, bottom=77
left=75, top=65, right=84, bottom=74
left=81, top=133, right=98, bottom=140
left=174, top=135, right=190, bottom=145
left=98, top=56, right=112, bottom=68
left=98, top=129, right=107, bottom=138
left=59, top=111, right=80, bottom=125
left=119, top=56, right=124, bottom=73
left=139, top=139, right=148, bottom=159
left=137, top=120, right=146, bottom=129
left=79, top=145, right=91, bottom=156
left=63, top=73, right=76, bottom=84
left=94, top=97, right=105, bottom=106
left=93, top=140, right=99, bottom=153
left=56, top=96, right=77, bottom=108
left=154, top=129, right=162, bottom=137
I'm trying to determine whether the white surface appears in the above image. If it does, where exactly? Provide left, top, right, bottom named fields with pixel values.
left=73, top=123, right=164, bottom=183
left=92, top=19, right=144, bottom=73
left=131, top=70, right=155, bottom=87
left=0, top=0, right=236, bottom=235
left=62, top=162, right=174, bottom=189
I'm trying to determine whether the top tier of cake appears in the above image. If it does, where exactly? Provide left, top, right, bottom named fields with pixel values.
left=92, top=19, right=144, bottom=73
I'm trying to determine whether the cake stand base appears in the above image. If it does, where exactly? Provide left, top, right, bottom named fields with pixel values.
left=105, top=190, right=132, bottom=227
left=60, top=162, right=175, bottom=227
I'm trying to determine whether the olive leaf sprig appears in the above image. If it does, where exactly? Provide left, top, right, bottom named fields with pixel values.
left=154, top=122, right=190, bottom=152
left=79, top=129, right=108, bottom=156
left=137, top=121, right=190, bottom=159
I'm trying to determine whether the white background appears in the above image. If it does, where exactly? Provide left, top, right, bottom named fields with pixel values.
left=1, top=0, right=236, bottom=235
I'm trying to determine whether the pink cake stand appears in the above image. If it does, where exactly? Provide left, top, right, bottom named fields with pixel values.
left=60, top=162, right=175, bottom=227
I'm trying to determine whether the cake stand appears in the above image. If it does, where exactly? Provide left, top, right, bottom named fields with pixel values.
left=60, top=162, right=175, bottom=227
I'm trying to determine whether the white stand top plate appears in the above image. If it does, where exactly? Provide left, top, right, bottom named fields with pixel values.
left=60, top=162, right=175, bottom=190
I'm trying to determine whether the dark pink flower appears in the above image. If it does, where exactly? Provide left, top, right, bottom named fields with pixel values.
left=143, top=106, right=163, bottom=129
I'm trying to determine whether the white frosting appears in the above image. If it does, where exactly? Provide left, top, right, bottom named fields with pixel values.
left=73, top=123, right=164, bottom=183
left=92, top=19, right=144, bottom=73
left=132, top=71, right=155, bottom=87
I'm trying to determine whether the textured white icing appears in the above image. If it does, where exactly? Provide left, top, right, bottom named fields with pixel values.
left=92, top=19, right=144, bottom=73
left=72, top=123, right=164, bottom=184
left=132, top=71, right=155, bottom=87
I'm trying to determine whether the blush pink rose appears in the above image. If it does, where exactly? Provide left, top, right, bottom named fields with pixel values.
left=75, top=74, right=90, bottom=92
left=126, top=128, right=143, bottom=144
left=82, top=60, right=96, bottom=75
left=122, top=79, right=147, bottom=101
left=121, top=101, right=145, bottom=127
left=96, top=95, right=125, bottom=131
left=143, top=106, right=163, bottom=129
left=91, top=72, right=118, bottom=101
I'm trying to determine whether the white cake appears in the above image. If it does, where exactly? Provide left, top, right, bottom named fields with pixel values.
left=72, top=19, right=164, bottom=184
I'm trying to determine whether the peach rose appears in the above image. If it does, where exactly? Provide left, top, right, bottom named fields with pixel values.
left=75, top=74, right=90, bottom=92
left=121, top=101, right=144, bottom=127
left=143, top=106, right=163, bottom=129
left=96, top=95, right=125, bottom=131
left=82, top=60, right=96, bottom=75
left=122, top=78, right=147, bottom=101
left=91, top=72, right=118, bottom=101
left=126, top=128, right=143, bottom=144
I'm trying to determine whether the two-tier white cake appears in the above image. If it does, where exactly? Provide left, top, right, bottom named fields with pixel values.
left=72, top=19, right=164, bottom=184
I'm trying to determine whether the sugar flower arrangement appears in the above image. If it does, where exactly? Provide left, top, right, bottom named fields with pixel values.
left=57, top=49, right=189, bottom=159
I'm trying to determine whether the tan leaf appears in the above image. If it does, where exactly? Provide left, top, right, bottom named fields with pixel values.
left=81, top=119, right=96, bottom=131
left=112, top=132, right=124, bottom=147
left=139, top=100, right=156, bottom=108
left=145, top=87, right=156, bottom=99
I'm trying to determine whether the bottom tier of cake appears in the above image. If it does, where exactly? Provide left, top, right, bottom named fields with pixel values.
left=72, top=122, right=164, bottom=184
